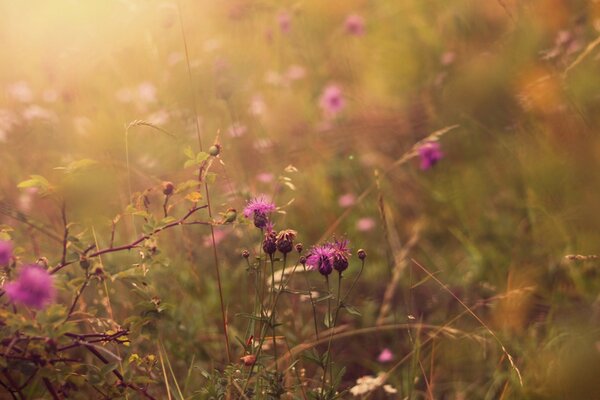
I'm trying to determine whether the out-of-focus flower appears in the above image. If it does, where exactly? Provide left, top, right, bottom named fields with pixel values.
left=277, top=11, right=291, bottom=34
left=418, top=141, right=443, bottom=170
left=22, top=105, right=57, bottom=123
left=203, top=229, right=228, bottom=247
left=257, top=172, right=274, bottom=183
left=4, top=265, right=55, bottom=309
left=377, top=348, right=394, bottom=363
left=138, top=82, right=157, bottom=103
left=243, top=196, right=276, bottom=229
left=319, top=84, right=345, bottom=118
left=42, top=89, right=59, bottom=103
left=7, top=81, right=33, bottom=103
left=349, top=374, right=386, bottom=396
left=356, top=217, right=376, bottom=232
left=0, top=109, right=19, bottom=142
left=338, top=193, right=356, bottom=208
left=228, top=123, right=247, bottom=138
left=306, top=244, right=335, bottom=276
left=116, top=87, right=135, bottom=103
left=345, top=14, right=365, bottom=35
left=249, top=95, right=267, bottom=116
left=0, top=241, right=13, bottom=265
left=286, top=64, right=306, bottom=81
left=441, top=51, right=456, bottom=66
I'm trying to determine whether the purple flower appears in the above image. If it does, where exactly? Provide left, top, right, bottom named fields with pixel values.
left=418, top=141, right=443, bottom=170
left=377, top=348, right=394, bottom=363
left=345, top=14, right=365, bottom=36
left=0, top=241, right=13, bottom=265
left=243, top=196, right=276, bottom=229
left=4, top=265, right=55, bottom=309
left=306, top=244, right=335, bottom=276
left=319, top=85, right=345, bottom=118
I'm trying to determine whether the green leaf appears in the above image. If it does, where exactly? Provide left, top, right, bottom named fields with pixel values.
left=342, top=303, right=362, bottom=317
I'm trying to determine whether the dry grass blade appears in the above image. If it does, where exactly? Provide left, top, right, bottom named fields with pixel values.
left=410, top=258, right=524, bottom=386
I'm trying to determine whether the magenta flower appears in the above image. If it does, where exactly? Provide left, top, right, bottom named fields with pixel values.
left=306, top=244, right=335, bottom=276
left=418, top=141, right=443, bottom=170
left=0, top=241, right=13, bottom=265
left=345, top=14, right=365, bottom=36
left=377, top=348, right=394, bottom=363
left=5, top=265, right=55, bottom=309
left=356, top=217, right=376, bottom=232
left=277, top=11, right=291, bottom=34
left=243, top=196, right=276, bottom=229
left=319, top=85, right=345, bottom=118
left=338, top=193, right=356, bottom=208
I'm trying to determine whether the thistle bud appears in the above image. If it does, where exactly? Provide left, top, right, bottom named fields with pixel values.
left=295, top=243, right=303, bottom=253
left=262, top=230, right=277, bottom=255
left=79, top=255, right=90, bottom=270
left=162, top=181, right=175, bottom=196
left=299, top=255, right=307, bottom=265
left=357, top=249, right=367, bottom=260
left=240, top=354, right=256, bottom=366
left=242, top=249, right=250, bottom=259
left=208, top=144, right=221, bottom=157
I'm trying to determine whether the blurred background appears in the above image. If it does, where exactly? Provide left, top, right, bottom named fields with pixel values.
left=1, top=0, right=600, bottom=398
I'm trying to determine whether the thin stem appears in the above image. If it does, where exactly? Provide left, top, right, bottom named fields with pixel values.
left=302, top=263, right=319, bottom=340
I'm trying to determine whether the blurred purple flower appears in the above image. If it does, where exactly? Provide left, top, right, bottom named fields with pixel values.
left=0, top=241, right=13, bottom=265
left=277, top=11, right=291, bottom=34
left=319, top=84, right=345, bottom=118
left=338, top=193, right=356, bottom=208
left=256, top=172, right=275, bottom=183
left=377, top=348, right=394, bottom=363
left=228, top=123, right=247, bottom=138
left=244, top=196, right=276, bottom=229
left=345, top=14, right=365, bottom=35
left=418, top=141, right=443, bottom=170
left=306, top=244, right=335, bottom=276
left=5, top=265, right=55, bottom=309
left=356, top=217, right=376, bottom=232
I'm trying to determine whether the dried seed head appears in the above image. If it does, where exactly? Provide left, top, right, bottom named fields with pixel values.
left=276, top=229, right=297, bottom=254
left=262, top=230, right=277, bottom=255
left=162, top=181, right=175, bottom=196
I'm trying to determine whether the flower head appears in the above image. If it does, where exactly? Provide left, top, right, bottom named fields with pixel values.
left=276, top=229, right=297, bottom=254
left=5, top=265, right=55, bottom=309
left=345, top=14, right=365, bottom=36
left=377, top=348, right=394, bottom=363
left=418, top=141, right=443, bottom=170
left=277, top=11, right=291, bottom=34
left=306, top=244, right=335, bottom=276
left=243, top=196, right=276, bottom=229
left=331, top=238, right=351, bottom=273
left=319, top=84, right=345, bottom=118
left=0, top=241, right=13, bottom=265
left=262, top=223, right=277, bottom=255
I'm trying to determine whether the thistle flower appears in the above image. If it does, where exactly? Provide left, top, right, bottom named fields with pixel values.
left=4, top=265, right=55, bottom=309
left=276, top=229, right=297, bottom=254
left=418, top=141, right=443, bottom=170
left=345, top=14, right=365, bottom=36
left=277, top=11, right=291, bottom=34
left=319, top=84, right=345, bottom=118
left=331, top=238, right=351, bottom=273
left=306, top=244, right=335, bottom=276
left=0, top=240, right=13, bottom=265
left=243, top=196, right=276, bottom=229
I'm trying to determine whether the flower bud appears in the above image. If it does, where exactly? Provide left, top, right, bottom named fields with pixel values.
left=242, top=249, right=250, bottom=259
left=162, top=181, right=175, bottom=196
left=299, top=256, right=307, bottom=265
left=276, top=229, right=297, bottom=255
left=79, top=255, right=90, bottom=270
left=262, top=231, right=277, bottom=255
left=208, top=144, right=221, bottom=156
left=295, top=243, right=303, bottom=253
left=240, top=354, right=256, bottom=366
left=357, top=249, right=367, bottom=260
